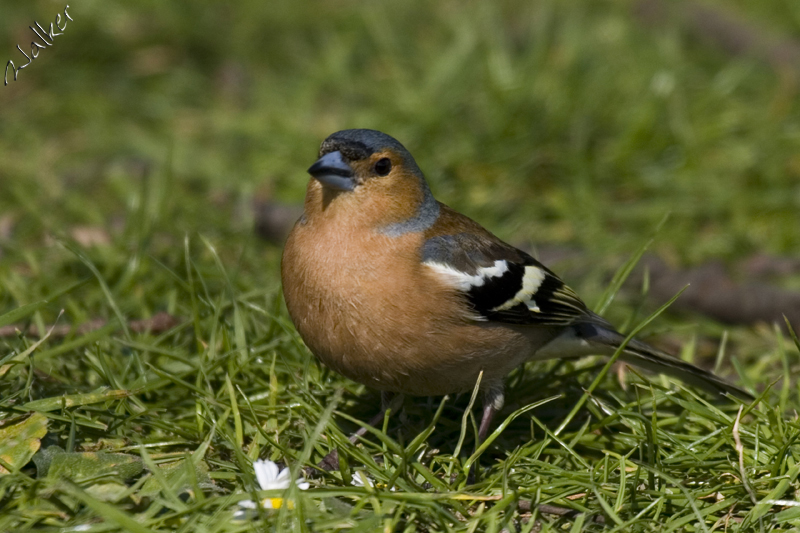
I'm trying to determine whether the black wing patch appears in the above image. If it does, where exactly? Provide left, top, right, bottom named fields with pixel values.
left=421, top=233, right=589, bottom=326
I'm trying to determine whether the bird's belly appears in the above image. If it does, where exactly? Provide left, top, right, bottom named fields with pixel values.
left=299, top=308, right=532, bottom=396
left=286, top=278, right=536, bottom=395
left=281, top=220, right=560, bottom=396
left=282, top=228, right=536, bottom=396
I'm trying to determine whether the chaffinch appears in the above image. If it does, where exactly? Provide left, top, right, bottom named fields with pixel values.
left=281, top=129, right=751, bottom=445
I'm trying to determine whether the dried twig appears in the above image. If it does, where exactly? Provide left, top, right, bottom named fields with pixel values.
left=632, top=255, right=800, bottom=330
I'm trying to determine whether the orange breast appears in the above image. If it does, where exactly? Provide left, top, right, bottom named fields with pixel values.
left=281, top=216, right=542, bottom=396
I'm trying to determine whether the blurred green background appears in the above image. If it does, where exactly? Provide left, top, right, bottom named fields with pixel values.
left=2, top=0, right=800, bottom=530
left=3, top=0, right=800, bottom=266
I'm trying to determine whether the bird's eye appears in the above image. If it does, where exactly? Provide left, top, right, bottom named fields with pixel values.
left=374, top=158, right=392, bottom=176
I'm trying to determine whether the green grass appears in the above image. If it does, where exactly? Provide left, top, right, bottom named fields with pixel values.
left=2, top=0, right=800, bottom=530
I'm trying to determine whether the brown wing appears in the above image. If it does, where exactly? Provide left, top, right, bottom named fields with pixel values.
left=421, top=204, right=590, bottom=326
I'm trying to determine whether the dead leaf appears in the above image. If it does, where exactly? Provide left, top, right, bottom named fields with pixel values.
left=48, top=452, right=144, bottom=482
left=0, top=412, right=48, bottom=474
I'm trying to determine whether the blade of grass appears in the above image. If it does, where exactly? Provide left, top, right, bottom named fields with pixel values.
left=0, top=301, right=47, bottom=329
left=464, top=394, right=561, bottom=472
left=21, top=387, right=135, bottom=412
left=58, top=239, right=131, bottom=341
left=595, top=213, right=668, bottom=316
left=784, top=315, right=800, bottom=354
left=0, top=311, right=62, bottom=376
left=226, top=374, right=244, bottom=449
left=454, top=372, right=482, bottom=459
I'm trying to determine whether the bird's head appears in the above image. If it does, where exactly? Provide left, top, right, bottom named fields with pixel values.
left=303, top=129, right=439, bottom=234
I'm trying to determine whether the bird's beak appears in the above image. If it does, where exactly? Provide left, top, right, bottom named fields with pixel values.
left=307, top=151, right=355, bottom=192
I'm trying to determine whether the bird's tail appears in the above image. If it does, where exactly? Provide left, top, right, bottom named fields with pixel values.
left=573, top=321, right=753, bottom=401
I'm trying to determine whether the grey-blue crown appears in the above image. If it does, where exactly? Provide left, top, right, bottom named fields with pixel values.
left=319, top=129, right=410, bottom=161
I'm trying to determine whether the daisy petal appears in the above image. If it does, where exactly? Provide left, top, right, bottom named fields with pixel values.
left=351, top=472, right=373, bottom=487
left=238, top=499, right=257, bottom=509
left=274, top=467, right=291, bottom=489
left=254, top=459, right=281, bottom=490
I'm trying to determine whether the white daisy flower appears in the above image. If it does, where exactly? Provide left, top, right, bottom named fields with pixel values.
left=236, top=459, right=309, bottom=515
left=351, top=470, right=395, bottom=491
left=253, top=459, right=310, bottom=492
left=351, top=471, right=374, bottom=487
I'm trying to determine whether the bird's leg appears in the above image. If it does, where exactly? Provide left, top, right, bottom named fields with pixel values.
left=478, top=404, right=497, bottom=444
left=317, top=392, right=402, bottom=472
left=467, top=387, right=505, bottom=484
left=478, top=387, right=504, bottom=443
